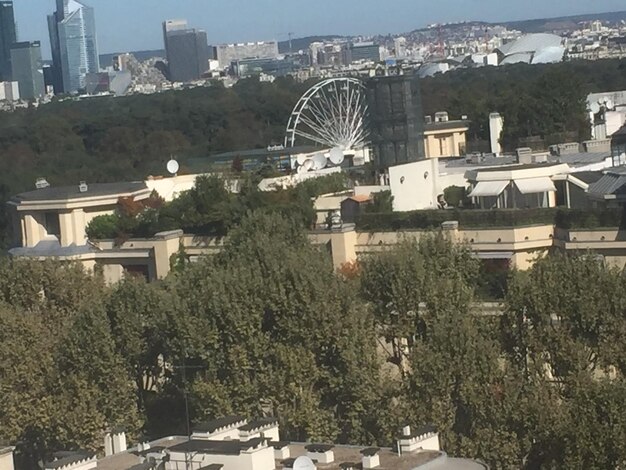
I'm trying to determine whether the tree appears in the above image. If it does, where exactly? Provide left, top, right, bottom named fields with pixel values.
left=173, top=212, right=388, bottom=444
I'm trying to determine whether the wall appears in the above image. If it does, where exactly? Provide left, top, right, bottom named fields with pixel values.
left=424, top=131, right=467, bottom=158
left=0, top=449, right=15, bottom=470
left=389, top=159, right=440, bottom=212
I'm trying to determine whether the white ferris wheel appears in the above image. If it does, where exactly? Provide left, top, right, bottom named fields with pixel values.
left=284, top=77, right=369, bottom=151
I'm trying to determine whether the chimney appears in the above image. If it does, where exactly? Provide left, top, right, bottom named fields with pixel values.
left=361, top=448, right=381, bottom=469
left=111, top=430, right=127, bottom=454
left=305, top=444, right=335, bottom=464
left=516, top=147, right=533, bottom=164
left=434, top=111, right=449, bottom=123
left=104, top=432, right=113, bottom=457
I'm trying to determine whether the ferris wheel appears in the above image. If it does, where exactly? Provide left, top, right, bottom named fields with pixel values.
left=284, top=77, right=369, bottom=151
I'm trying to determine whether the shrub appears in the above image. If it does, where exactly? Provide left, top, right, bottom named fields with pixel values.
left=86, top=214, right=119, bottom=240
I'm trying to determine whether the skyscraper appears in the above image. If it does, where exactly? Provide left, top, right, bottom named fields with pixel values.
left=166, top=29, right=209, bottom=82
left=163, top=20, right=209, bottom=82
left=367, top=69, right=425, bottom=169
left=10, top=41, right=45, bottom=100
left=0, top=1, right=17, bottom=81
left=48, top=0, right=99, bottom=94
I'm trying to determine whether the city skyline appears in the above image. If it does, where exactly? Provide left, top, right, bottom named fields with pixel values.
left=10, top=0, right=626, bottom=58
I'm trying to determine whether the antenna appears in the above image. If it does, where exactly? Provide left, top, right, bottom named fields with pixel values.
left=167, top=158, right=180, bottom=175
left=293, top=456, right=316, bottom=470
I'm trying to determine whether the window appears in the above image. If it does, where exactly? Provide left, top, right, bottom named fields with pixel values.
left=44, top=212, right=60, bottom=238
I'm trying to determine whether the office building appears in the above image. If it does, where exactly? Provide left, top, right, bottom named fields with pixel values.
left=349, top=42, right=381, bottom=63
left=0, top=1, right=16, bottom=81
left=165, top=28, right=209, bottom=82
left=215, top=41, right=279, bottom=68
left=367, top=69, right=426, bottom=168
left=48, top=0, right=100, bottom=94
left=10, top=41, right=45, bottom=100
left=162, top=18, right=187, bottom=62
left=0, top=80, right=18, bottom=100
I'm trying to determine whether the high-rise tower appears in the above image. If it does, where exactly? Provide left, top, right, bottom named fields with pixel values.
left=367, top=68, right=425, bottom=169
left=10, top=41, right=45, bottom=100
left=48, top=0, right=99, bottom=94
left=0, top=1, right=17, bottom=80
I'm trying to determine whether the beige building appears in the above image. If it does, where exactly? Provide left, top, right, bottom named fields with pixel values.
left=423, top=115, right=470, bottom=158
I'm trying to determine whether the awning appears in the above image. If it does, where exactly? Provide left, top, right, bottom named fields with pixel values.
left=468, top=181, right=509, bottom=198
left=514, top=177, right=556, bottom=194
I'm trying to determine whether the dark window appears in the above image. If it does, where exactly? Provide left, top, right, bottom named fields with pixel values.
left=44, top=212, right=60, bottom=237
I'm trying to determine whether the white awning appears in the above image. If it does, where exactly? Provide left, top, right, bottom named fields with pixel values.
left=514, top=177, right=557, bottom=194
left=468, top=181, right=509, bottom=198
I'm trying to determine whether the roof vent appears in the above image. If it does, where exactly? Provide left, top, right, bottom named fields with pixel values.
left=35, top=177, right=50, bottom=189
left=79, top=181, right=88, bottom=193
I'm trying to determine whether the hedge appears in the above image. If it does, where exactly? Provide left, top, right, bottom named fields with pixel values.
left=356, top=208, right=625, bottom=231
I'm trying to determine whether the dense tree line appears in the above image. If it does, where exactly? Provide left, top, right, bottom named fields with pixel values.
left=1, top=60, right=626, bottom=246
left=1, top=212, right=626, bottom=469
left=420, top=58, right=626, bottom=150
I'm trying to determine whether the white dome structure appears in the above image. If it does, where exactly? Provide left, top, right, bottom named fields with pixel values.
left=496, top=33, right=565, bottom=65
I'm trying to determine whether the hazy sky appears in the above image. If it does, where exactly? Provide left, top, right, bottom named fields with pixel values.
left=13, top=0, right=626, bottom=57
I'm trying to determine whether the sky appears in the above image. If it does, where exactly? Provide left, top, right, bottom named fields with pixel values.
left=13, top=0, right=626, bottom=58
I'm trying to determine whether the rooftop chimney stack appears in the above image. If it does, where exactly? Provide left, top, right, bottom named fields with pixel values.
left=361, top=448, right=381, bottom=469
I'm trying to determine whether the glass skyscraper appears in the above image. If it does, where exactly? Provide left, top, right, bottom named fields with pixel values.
left=10, top=41, right=45, bottom=100
left=48, top=0, right=99, bottom=94
left=0, top=1, right=17, bottom=81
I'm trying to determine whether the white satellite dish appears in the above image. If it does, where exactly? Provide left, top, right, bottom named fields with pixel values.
left=605, top=99, right=614, bottom=110
left=301, top=159, right=314, bottom=172
left=311, top=153, right=328, bottom=171
left=328, top=147, right=345, bottom=165
left=296, top=153, right=310, bottom=166
left=590, top=102, right=601, bottom=114
left=167, top=159, right=179, bottom=175
left=293, top=456, right=316, bottom=470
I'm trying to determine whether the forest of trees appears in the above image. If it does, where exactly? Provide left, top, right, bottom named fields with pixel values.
left=1, top=59, right=626, bottom=247
left=1, top=212, right=626, bottom=469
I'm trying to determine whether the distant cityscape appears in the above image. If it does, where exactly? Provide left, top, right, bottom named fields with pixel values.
left=0, top=1, right=624, bottom=109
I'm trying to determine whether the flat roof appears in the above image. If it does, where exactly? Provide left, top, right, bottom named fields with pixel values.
left=425, top=120, right=470, bottom=132
left=474, top=163, right=562, bottom=173
left=168, top=438, right=264, bottom=456
left=13, top=182, right=148, bottom=203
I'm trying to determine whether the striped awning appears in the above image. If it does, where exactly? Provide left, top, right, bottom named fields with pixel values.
left=468, top=181, right=509, bottom=198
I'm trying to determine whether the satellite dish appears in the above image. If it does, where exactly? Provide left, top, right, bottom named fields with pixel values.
left=605, top=99, right=614, bottom=110
left=167, top=159, right=179, bottom=175
left=328, top=147, right=345, bottom=165
left=590, top=102, right=601, bottom=114
left=293, top=456, right=316, bottom=470
left=297, top=153, right=310, bottom=166
left=301, top=159, right=314, bottom=172
left=311, top=153, right=328, bottom=171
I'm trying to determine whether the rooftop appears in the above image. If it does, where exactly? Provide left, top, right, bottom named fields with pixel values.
left=424, top=120, right=470, bottom=132
left=192, top=416, right=247, bottom=434
left=471, top=162, right=563, bottom=173
left=168, top=438, right=265, bottom=456
left=276, top=445, right=487, bottom=470
left=12, top=181, right=148, bottom=204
